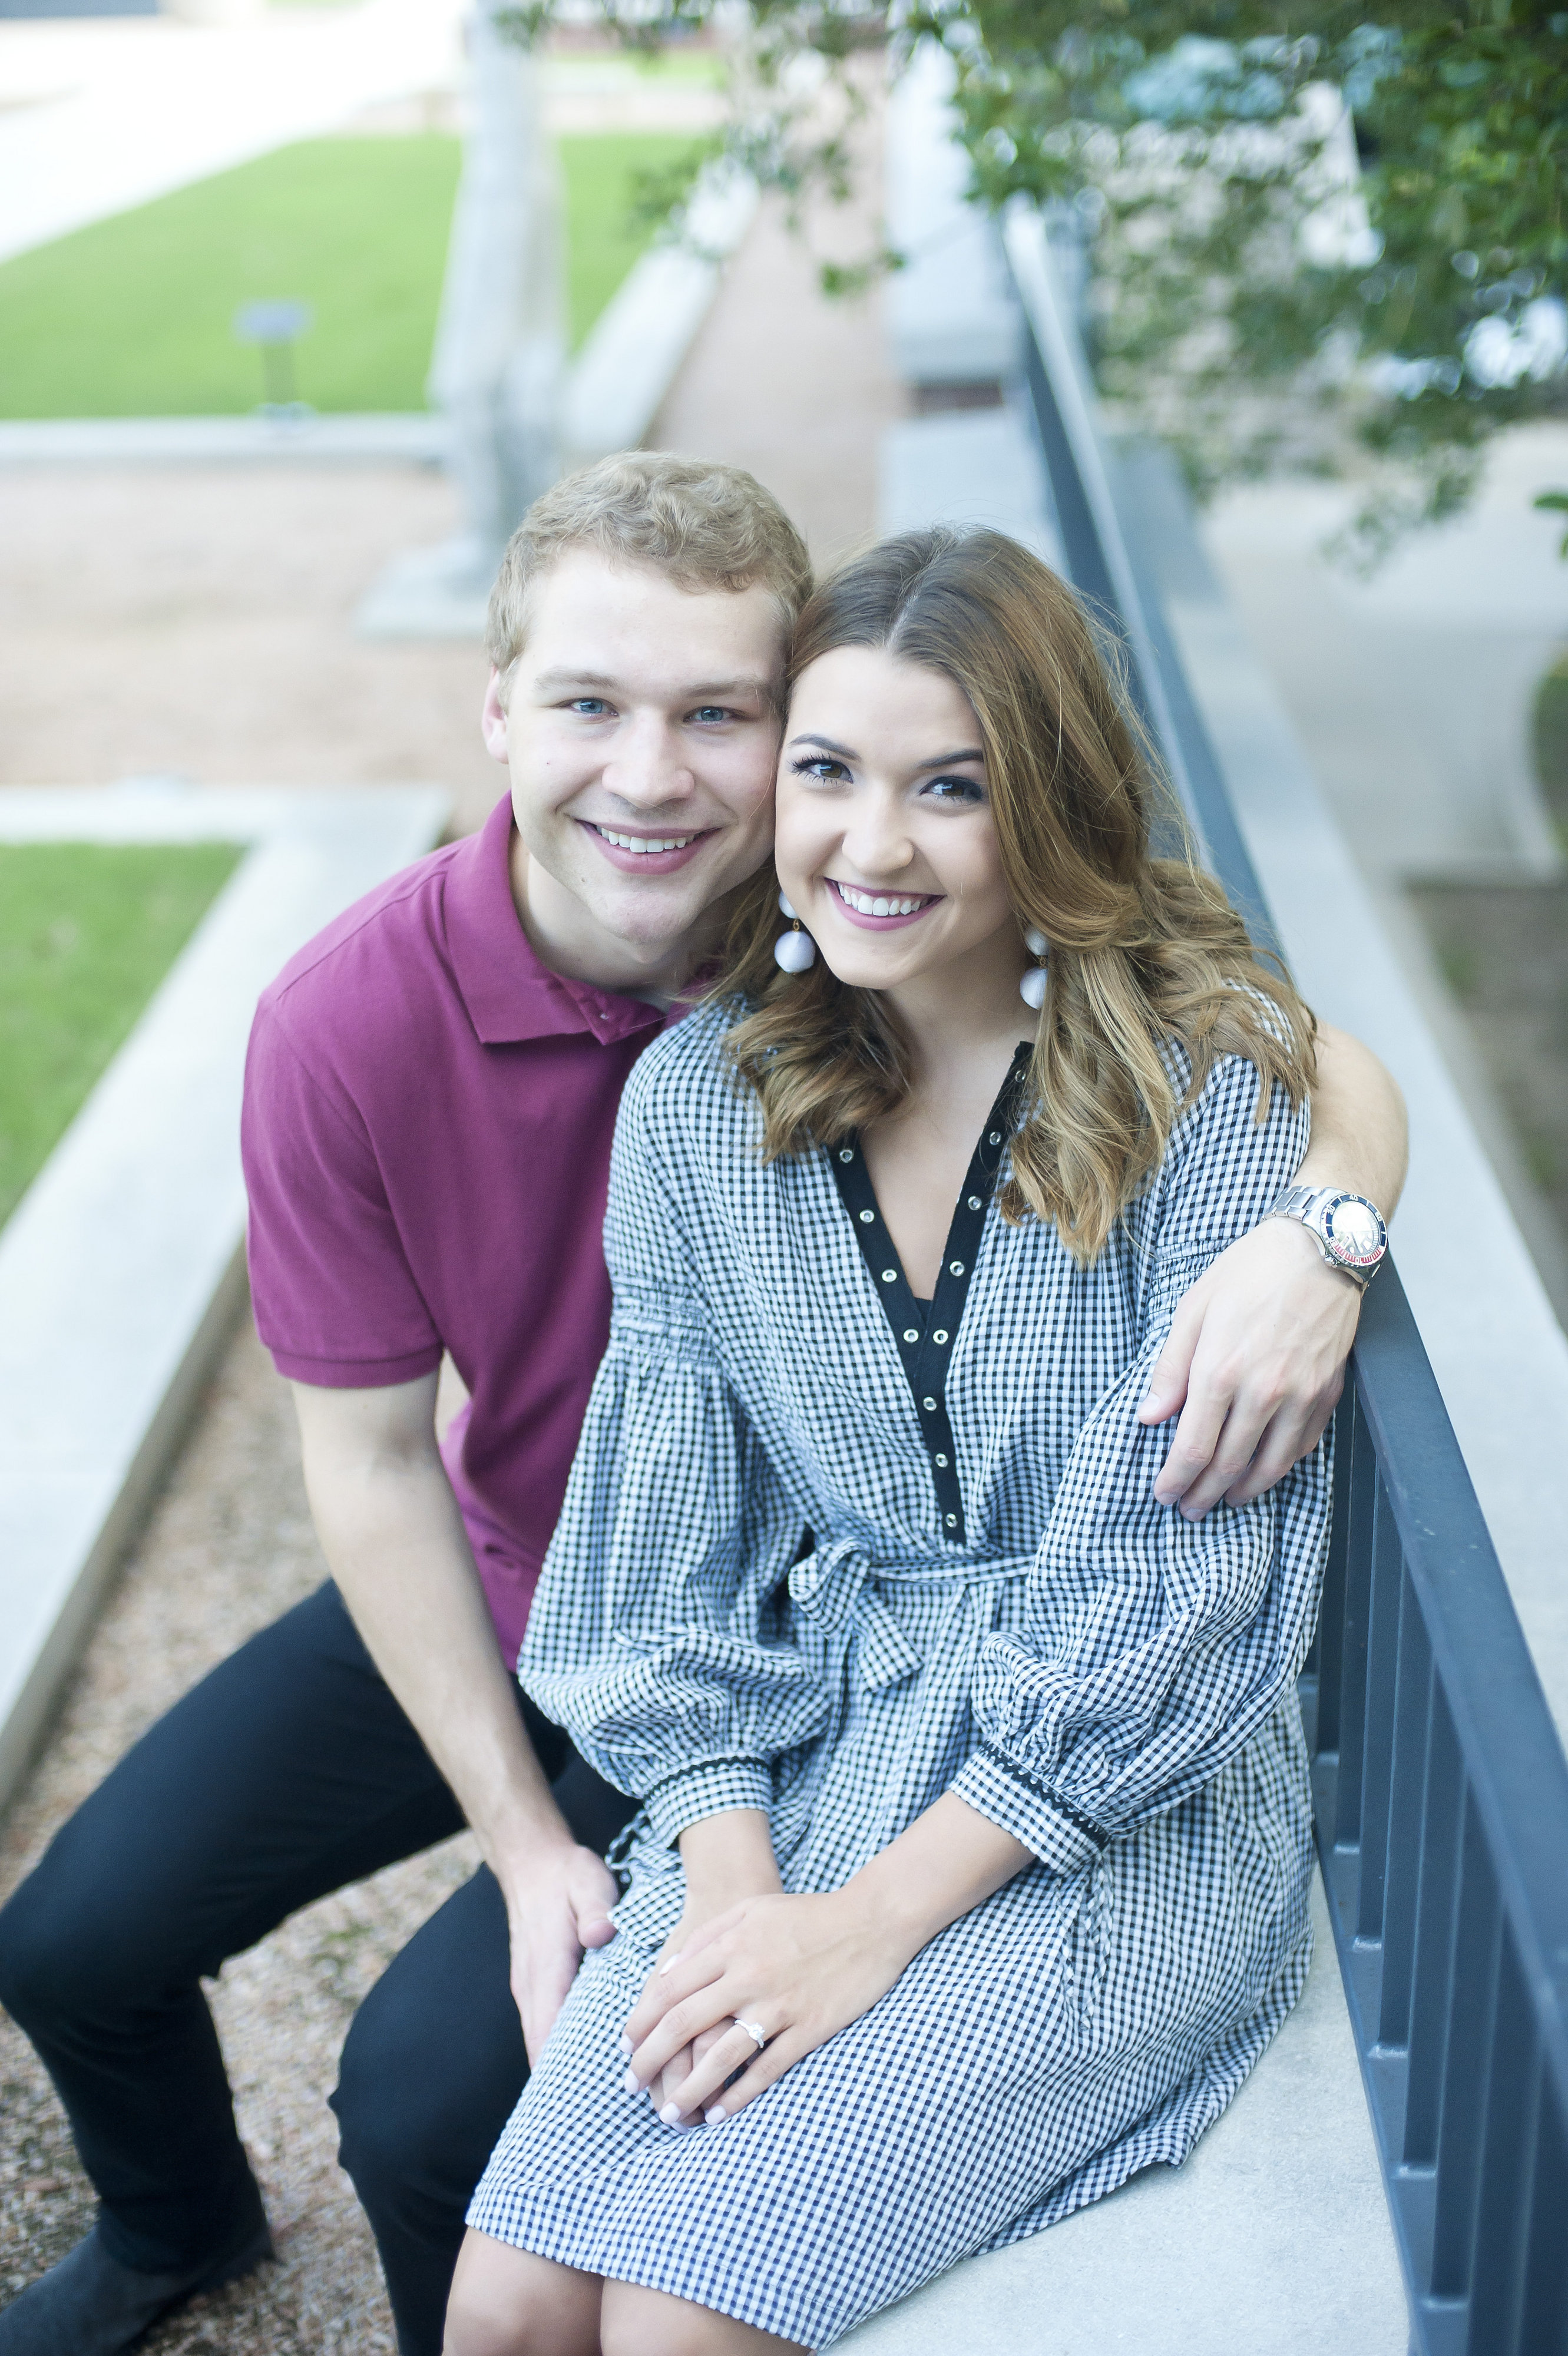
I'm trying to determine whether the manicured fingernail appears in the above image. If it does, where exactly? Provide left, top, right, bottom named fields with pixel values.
left=658, top=1953, right=683, bottom=1976
left=659, top=2102, right=683, bottom=2125
left=618, top=2034, right=632, bottom=2057
left=704, top=2104, right=727, bottom=2125
left=621, top=2069, right=638, bottom=2094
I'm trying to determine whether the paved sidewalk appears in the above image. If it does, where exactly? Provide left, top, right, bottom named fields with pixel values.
left=0, top=463, right=501, bottom=832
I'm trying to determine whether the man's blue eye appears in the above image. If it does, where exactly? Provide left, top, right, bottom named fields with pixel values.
left=570, top=698, right=610, bottom=716
left=692, top=706, right=729, bottom=723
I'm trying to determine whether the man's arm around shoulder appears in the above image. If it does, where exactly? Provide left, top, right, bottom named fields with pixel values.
left=1139, top=1021, right=1409, bottom=1519
left=290, top=1375, right=617, bottom=2059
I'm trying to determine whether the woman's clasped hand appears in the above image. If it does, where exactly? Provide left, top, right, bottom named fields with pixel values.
left=621, top=1885, right=920, bottom=2127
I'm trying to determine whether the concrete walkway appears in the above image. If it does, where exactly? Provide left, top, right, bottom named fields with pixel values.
left=0, top=0, right=467, bottom=267
left=1202, top=423, right=1568, bottom=887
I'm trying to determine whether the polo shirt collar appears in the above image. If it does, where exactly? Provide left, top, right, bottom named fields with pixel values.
left=446, top=794, right=672, bottom=1048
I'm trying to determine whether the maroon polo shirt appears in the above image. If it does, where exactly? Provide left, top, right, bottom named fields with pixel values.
left=242, top=792, right=676, bottom=1668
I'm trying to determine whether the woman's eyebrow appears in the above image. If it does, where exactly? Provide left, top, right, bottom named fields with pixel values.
left=789, top=732, right=858, bottom=757
left=787, top=736, right=985, bottom=767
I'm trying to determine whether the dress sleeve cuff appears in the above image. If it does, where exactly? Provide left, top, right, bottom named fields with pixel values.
left=644, top=1759, right=773, bottom=1847
left=952, top=1749, right=1103, bottom=1875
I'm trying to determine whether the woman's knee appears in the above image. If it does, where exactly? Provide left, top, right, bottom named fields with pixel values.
left=601, top=2281, right=804, bottom=2356
left=442, top=2233, right=598, bottom=2356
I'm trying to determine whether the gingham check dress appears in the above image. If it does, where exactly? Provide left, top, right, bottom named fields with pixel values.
left=468, top=1002, right=1331, bottom=2348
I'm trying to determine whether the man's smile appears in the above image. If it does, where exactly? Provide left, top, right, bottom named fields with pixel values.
left=579, top=820, right=716, bottom=874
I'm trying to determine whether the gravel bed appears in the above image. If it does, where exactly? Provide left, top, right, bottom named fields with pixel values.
left=0, top=1316, right=479, bottom=2352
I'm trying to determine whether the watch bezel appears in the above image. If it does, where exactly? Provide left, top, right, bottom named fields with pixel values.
left=1318, top=1190, right=1388, bottom=1272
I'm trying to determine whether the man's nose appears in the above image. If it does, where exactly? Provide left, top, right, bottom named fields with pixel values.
left=600, top=716, right=696, bottom=811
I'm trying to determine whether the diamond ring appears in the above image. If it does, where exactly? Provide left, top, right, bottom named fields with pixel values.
left=736, top=2018, right=767, bottom=2053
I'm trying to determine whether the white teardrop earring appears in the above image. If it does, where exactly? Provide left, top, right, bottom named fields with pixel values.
left=774, top=891, right=816, bottom=974
left=1020, top=925, right=1048, bottom=1010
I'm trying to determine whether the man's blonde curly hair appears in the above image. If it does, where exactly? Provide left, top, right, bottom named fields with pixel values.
left=486, top=451, right=814, bottom=699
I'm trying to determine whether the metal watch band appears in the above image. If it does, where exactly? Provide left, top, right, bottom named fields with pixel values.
left=1266, top=1184, right=1386, bottom=1291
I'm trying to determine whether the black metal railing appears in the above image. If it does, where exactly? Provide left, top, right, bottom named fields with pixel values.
left=1005, top=209, right=1568, bottom=2356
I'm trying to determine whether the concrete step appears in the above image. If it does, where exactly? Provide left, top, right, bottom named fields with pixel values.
left=841, top=1869, right=1409, bottom=2356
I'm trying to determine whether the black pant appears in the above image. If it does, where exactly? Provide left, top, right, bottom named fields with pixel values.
left=0, top=1582, right=633, bottom=2355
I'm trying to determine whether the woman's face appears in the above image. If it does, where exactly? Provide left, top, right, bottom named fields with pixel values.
left=775, top=646, right=1019, bottom=997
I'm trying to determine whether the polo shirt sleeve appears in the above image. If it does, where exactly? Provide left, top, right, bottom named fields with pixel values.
left=242, top=996, right=444, bottom=1389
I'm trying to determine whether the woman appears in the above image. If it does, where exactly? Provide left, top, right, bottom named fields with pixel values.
left=445, top=528, right=1331, bottom=2355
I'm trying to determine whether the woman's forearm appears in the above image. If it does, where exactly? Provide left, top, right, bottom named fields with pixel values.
left=1301, top=1023, right=1408, bottom=1213
left=845, top=1792, right=1033, bottom=1960
left=677, top=1809, right=783, bottom=1910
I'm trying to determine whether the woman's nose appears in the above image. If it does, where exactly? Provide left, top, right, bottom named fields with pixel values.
left=840, top=807, right=915, bottom=880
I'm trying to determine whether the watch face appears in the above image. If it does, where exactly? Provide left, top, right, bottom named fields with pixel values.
left=1325, top=1196, right=1386, bottom=1269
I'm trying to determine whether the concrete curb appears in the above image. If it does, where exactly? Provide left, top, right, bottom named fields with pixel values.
left=0, top=784, right=448, bottom=1811
left=0, top=414, right=449, bottom=467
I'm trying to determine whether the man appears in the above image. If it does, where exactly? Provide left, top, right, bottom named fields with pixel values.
left=0, top=454, right=1406, bottom=2356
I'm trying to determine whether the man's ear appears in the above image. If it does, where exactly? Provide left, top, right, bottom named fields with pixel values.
left=481, top=667, right=510, bottom=764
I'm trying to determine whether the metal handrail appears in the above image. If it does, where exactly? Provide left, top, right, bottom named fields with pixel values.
left=1004, top=206, right=1568, bottom=2356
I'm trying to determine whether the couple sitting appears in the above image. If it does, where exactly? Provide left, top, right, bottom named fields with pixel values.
left=0, top=455, right=1404, bottom=2356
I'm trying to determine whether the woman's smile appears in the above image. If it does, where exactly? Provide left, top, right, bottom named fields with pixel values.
left=827, top=879, right=944, bottom=928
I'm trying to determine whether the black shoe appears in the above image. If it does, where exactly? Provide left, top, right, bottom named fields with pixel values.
left=0, top=2217, right=274, bottom=2354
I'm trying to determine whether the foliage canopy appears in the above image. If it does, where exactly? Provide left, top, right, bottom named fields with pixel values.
left=517, top=1, right=1567, bottom=556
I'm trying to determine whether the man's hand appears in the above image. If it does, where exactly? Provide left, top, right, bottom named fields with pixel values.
left=1139, top=1219, right=1359, bottom=1518
left=504, top=1839, right=620, bottom=2064
left=1137, top=1018, right=1408, bottom=1519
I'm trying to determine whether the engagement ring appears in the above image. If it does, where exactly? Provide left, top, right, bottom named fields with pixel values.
left=736, top=2019, right=767, bottom=2053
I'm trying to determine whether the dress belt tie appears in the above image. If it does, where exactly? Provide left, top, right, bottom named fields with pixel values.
left=786, top=1538, right=1034, bottom=1692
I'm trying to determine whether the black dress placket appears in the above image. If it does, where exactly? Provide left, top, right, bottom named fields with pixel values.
left=829, top=1048, right=1031, bottom=1546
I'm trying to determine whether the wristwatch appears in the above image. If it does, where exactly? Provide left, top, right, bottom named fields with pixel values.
left=1265, top=1185, right=1388, bottom=1291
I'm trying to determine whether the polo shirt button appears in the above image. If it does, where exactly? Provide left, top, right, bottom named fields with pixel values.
left=988, top=1131, right=1001, bottom=1145
left=858, top=1209, right=875, bottom=1224
left=934, top=1452, right=948, bottom=1467
left=839, top=1149, right=855, bottom=1163
left=922, top=1397, right=937, bottom=1411
left=882, top=1269, right=897, bottom=1283
left=950, top=1261, right=965, bottom=1276
left=945, top=1513, right=958, bottom=1527
left=904, top=1329, right=919, bottom=1344
left=933, top=1329, right=949, bottom=1344
left=967, top=1196, right=982, bottom=1210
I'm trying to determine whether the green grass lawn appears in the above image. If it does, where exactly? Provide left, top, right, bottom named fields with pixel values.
left=0, top=842, right=242, bottom=1230
left=0, top=130, right=702, bottom=416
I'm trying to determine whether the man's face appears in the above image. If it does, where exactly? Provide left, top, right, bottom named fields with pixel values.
left=482, top=550, right=786, bottom=980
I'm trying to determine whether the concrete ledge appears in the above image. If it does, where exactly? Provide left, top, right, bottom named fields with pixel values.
left=563, top=167, right=759, bottom=465
left=0, top=784, right=448, bottom=1809
left=879, top=407, right=1061, bottom=564
left=841, top=1872, right=1409, bottom=2356
left=884, top=44, right=1020, bottom=388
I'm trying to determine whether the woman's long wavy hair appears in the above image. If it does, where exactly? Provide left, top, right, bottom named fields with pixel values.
left=714, top=528, right=1316, bottom=1265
